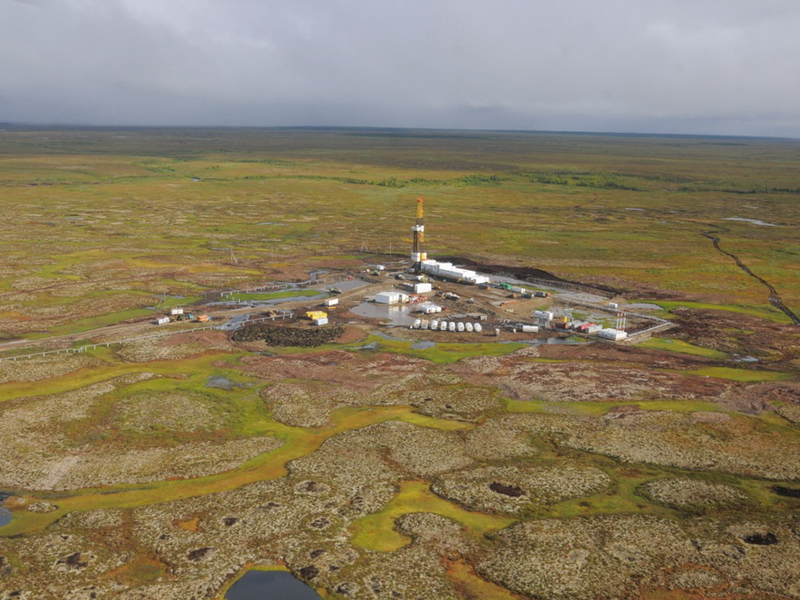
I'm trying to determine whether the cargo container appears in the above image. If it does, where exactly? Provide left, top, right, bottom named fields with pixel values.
left=533, top=291, right=550, bottom=298
left=155, top=316, right=170, bottom=325
left=324, top=298, right=339, bottom=307
left=170, top=308, right=184, bottom=316
left=306, top=311, right=328, bottom=320
left=313, top=317, right=328, bottom=326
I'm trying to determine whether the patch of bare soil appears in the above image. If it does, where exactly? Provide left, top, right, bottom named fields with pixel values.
left=671, top=308, right=800, bottom=361
left=332, top=325, right=367, bottom=344
left=719, top=381, right=800, bottom=415
left=478, top=515, right=800, bottom=600
left=536, top=342, right=719, bottom=369
left=453, top=355, right=732, bottom=403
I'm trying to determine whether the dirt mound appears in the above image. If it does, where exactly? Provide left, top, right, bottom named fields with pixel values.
left=232, top=323, right=344, bottom=347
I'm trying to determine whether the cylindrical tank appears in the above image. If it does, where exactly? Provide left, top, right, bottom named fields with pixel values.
left=474, top=323, right=482, bottom=333
left=413, top=319, right=421, bottom=329
left=430, top=319, right=439, bottom=330
left=448, top=322, right=456, bottom=332
left=421, top=320, right=429, bottom=330
left=457, top=322, right=465, bottom=332
left=465, top=322, right=474, bottom=332
left=440, top=321, right=448, bottom=331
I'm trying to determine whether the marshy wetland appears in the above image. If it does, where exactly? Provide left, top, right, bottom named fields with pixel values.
left=0, top=127, right=799, bottom=599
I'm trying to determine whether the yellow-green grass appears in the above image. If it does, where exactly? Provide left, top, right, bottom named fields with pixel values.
left=349, top=481, right=514, bottom=552
left=0, top=349, right=241, bottom=403
left=639, top=337, right=727, bottom=359
left=0, top=405, right=471, bottom=537
left=355, top=336, right=527, bottom=364
left=651, top=301, right=792, bottom=324
left=505, top=398, right=726, bottom=416
left=687, top=367, right=792, bottom=382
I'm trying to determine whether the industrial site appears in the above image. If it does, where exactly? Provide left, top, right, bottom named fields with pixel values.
left=153, top=197, right=672, bottom=352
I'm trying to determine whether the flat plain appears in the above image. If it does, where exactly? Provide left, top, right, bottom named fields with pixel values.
left=0, top=127, right=798, bottom=599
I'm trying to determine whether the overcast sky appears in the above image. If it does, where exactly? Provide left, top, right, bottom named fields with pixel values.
left=2, top=0, right=799, bottom=137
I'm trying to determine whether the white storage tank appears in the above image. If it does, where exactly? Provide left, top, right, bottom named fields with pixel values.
left=474, top=323, right=483, bottom=333
left=465, top=322, right=474, bottom=332
left=521, top=325, right=539, bottom=333
left=413, top=319, right=422, bottom=329
left=430, top=319, right=439, bottom=330
left=448, top=322, right=456, bottom=332
left=457, top=322, right=465, bottom=332
left=440, top=321, right=448, bottom=331
left=421, top=320, right=429, bottom=330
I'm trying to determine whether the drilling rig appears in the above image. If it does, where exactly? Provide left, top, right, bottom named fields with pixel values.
left=410, top=197, right=427, bottom=270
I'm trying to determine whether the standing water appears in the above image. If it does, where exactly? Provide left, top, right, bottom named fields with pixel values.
left=225, top=569, right=321, bottom=600
left=0, top=492, right=12, bottom=527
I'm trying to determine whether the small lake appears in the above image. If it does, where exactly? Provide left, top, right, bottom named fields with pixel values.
left=225, top=569, right=321, bottom=600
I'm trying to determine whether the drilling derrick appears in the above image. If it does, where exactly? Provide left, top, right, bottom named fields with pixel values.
left=411, top=197, right=427, bottom=268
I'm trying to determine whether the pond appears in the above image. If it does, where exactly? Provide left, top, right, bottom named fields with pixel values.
left=0, top=492, right=11, bottom=527
left=350, top=302, right=417, bottom=326
left=225, top=569, right=321, bottom=600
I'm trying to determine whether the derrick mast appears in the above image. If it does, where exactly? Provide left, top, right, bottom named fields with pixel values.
left=411, top=197, right=427, bottom=268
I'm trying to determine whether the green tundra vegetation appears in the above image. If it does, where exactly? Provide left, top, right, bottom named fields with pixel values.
left=0, top=128, right=799, bottom=599
left=0, top=127, right=798, bottom=339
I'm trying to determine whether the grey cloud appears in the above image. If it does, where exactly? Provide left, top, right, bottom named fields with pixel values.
left=1, top=0, right=799, bottom=136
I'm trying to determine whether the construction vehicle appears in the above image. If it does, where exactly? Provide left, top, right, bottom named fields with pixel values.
left=328, top=287, right=342, bottom=295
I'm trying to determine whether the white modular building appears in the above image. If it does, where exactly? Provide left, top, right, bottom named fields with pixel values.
left=597, top=328, right=628, bottom=341
left=413, top=282, right=433, bottom=294
left=375, top=291, right=408, bottom=305
left=324, top=298, right=339, bottom=307
left=418, top=260, right=490, bottom=285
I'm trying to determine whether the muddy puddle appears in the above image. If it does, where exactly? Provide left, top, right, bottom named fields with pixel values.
left=411, top=341, right=436, bottom=349
left=225, top=569, right=321, bottom=600
left=0, top=492, right=11, bottom=527
left=350, top=302, right=417, bottom=326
